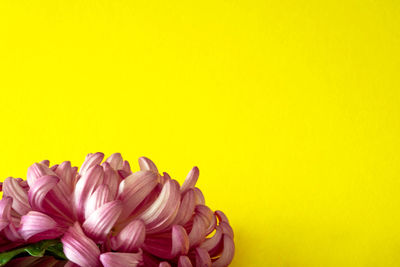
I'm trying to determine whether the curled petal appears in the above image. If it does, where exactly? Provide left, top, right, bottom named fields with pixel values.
left=80, top=152, right=104, bottom=176
left=82, top=200, right=123, bottom=241
left=74, top=165, right=104, bottom=221
left=100, top=251, right=142, bottom=267
left=2, top=177, right=30, bottom=215
left=200, top=225, right=223, bottom=253
left=219, top=222, right=234, bottom=239
left=28, top=175, right=59, bottom=212
left=159, top=262, right=171, bottom=267
left=105, top=153, right=124, bottom=171
left=55, top=161, right=77, bottom=192
left=171, top=225, right=189, bottom=257
left=178, top=256, right=193, bottom=267
left=61, top=222, right=101, bottom=267
left=117, top=171, right=158, bottom=221
left=188, top=205, right=215, bottom=248
left=0, top=197, right=12, bottom=231
left=139, top=180, right=181, bottom=233
left=193, top=188, right=205, bottom=205
left=215, top=210, right=230, bottom=224
left=19, top=211, right=62, bottom=241
left=195, top=247, right=211, bottom=267
left=172, top=189, right=196, bottom=225
left=103, top=162, right=122, bottom=200
left=181, top=167, right=199, bottom=193
left=111, top=220, right=146, bottom=252
left=84, top=185, right=111, bottom=220
left=122, top=160, right=131, bottom=174
left=138, top=157, right=158, bottom=173
left=212, top=235, right=235, bottom=267
left=27, top=163, right=56, bottom=187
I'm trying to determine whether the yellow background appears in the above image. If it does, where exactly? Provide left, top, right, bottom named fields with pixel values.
left=1, top=1, right=400, bottom=266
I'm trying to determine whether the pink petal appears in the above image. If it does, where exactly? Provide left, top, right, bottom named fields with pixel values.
left=102, top=162, right=122, bottom=200
left=178, top=256, right=193, bottom=267
left=55, top=161, right=77, bottom=192
left=212, top=235, right=235, bottom=267
left=171, top=225, right=189, bottom=257
left=172, top=189, right=196, bottom=225
left=159, top=262, right=171, bottom=267
left=138, top=179, right=181, bottom=233
left=111, top=220, right=145, bottom=252
left=82, top=200, right=122, bottom=242
left=122, top=160, right=132, bottom=174
left=2, top=177, right=30, bottom=215
left=27, top=163, right=56, bottom=187
left=138, top=157, right=159, bottom=173
left=99, top=251, right=142, bottom=267
left=219, top=222, right=234, bottom=239
left=195, top=247, right=211, bottom=267
left=188, top=205, right=215, bottom=248
left=181, top=167, right=199, bottom=193
left=80, top=152, right=104, bottom=176
left=74, top=165, right=104, bottom=221
left=84, top=185, right=111, bottom=220
left=193, top=188, right=205, bottom=205
left=117, top=171, right=158, bottom=221
left=199, top=225, right=223, bottom=253
left=105, top=153, right=124, bottom=170
left=61, top=222, right=101, bottom=267
left=215, top=210, right=230, bottom=224
left=0, top=197, right=12, bottom=231
left=19, top=211, right=62, bottom=241
left=28, top=175, right=59, bottom=211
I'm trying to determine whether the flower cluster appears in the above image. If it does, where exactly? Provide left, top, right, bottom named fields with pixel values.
left=0, top=153, right=234, bottom=266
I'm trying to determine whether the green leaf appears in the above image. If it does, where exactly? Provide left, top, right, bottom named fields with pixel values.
left=0, top=239, right=67, bottom=266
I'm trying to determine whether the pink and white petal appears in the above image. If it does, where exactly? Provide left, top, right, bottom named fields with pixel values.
left=122, top=160, right=132, bottom=174
left=212, top=235, right=235, bottom=267
left=80, top=152, right=104, bottom=176
left=105, top=153, right=124, bottom=171
left=111, top=220, right=145, bottom=252
left=102, top=162, right=122, bottom=200
left=84, top=185, right=111, bottom=220
left=2, top=177, right=30, bottom=215
left=0, top=197, right=12, bottom=231
left=27, top=163, right=56, bottom=187
left=40, top=160, right=50, bottom=167
left=199, top=225, right=223, bottom=253
left=28, top=175, right=59, bottom=212
left=61, top=222, right=101, bottom=267
left=138, top=180, right=181, bottom=233
left=215, top=210, right=230, bottom=224
left=159, top=262, right=171, bottom=267
left=19, top=211, right=62, bottom=241
left=100, top=251, right=142, bottom=267
left=138, top=157, right=158, bottom=173
left=55, top=161, right=74, bottom=192
left=171, top=225, right=189, bottom=257
left=82, top=200, right=122, bottom=242
left=219, top=222, right=234, bottom=239
left=3, top=222, right=22, bottom=241
left=195, top=247, right=211, bottom=267
left=188, top=205, right=215, bottom=248
left=178, top=256, right=193, bottom=267
left=172, top=189, right=196, bottom=226
left=181, top=167, right=199, bottom=193
left=74, top=165, right=104, bottom=221
left=193, top=188, right=205, bottom=205
left=117, top=171, right=158, bottom=221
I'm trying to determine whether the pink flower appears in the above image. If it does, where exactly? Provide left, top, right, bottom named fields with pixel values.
left=0, top=153, right=235, bottom=266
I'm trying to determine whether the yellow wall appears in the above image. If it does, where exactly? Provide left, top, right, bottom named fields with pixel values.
left=1, top=1, right=399, bottom=266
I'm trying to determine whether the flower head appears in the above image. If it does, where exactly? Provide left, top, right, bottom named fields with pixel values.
left=0, top=153, right=235, bottom=266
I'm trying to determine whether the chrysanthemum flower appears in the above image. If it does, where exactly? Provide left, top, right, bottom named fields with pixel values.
left=0, top=153, right=235, bottom=266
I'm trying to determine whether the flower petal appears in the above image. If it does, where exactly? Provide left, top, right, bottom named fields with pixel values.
left=82, top=200, right=123, bottom=242
left=27, top=163, right=56, bottom=187
left=195, top=247, right=211, bottom=267
left=105, top=153, right=124, bottom=170
left=117, top=171, right=158, bottom=221
left=178, top=256, right=193, bottom=267
left=111, top=220, right=146, bottom=252
left=159, top=262, right=171, bottom=267
left=55, top=161, right=77, bottom=192
left=171, top=225, right=189, bottom=257
left=100, top=251, right=142, bottom=267
left=212, top=235, right=235, bottom=267
left=28, top=175, right=59, bottom=212
left=188, top=205, right=215, bottom=248
left=181, top=167, right=199, bottom=193
left=193, top=188, right=205, bottom=205
left=2, top=177, right=30, bottom=215
left=172, top=189, right=196, bottom=225
left=74, top=165, right=104, bottom=221
left=84, top=185, right=111, bottom=220
left=138, top=179, right=181, bottom=233
left=0, top=197, right=12, bottom=231
left=138, top=157, right=159, bottom=173
left=19, top=211, right=62, bottom=241
left=80, top=152, right=104, bottom=176
left=103, top=162, right=122, bottom=200
left=61, top=222, right=101, bottom=267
